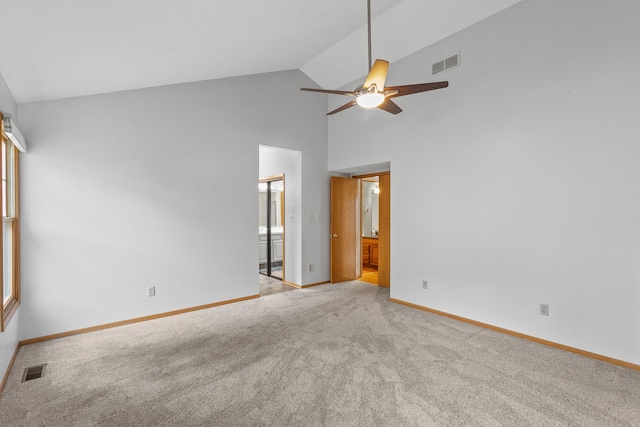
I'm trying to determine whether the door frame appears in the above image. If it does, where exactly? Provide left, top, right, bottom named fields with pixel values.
left=330, top=171, right=391, bottom=287
left=259, top=174, right=285, bottom=282
left=353, top=171, right=390, bottom=288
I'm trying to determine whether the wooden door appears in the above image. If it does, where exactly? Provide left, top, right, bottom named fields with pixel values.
left=330, top=176, right=360, bottom=283
left=378, top=174, right=391, bottom=287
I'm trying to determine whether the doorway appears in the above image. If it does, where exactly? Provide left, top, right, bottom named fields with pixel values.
left=357, top=173, right=390, bottom=287
left=329, top=172, right=390, bottom=288
left=360, top=176, right=380, bottom=285
left=259, top=145, right=302, bottom=294
left=259, top=176, right=284, bottom=280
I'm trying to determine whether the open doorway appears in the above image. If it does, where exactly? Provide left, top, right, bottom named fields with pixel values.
left=259, top=145, right=302, bottom=295
left=330, top=172, right=390, bottom=287
left=356, top=172, right=390, bottom=287
left=360, top=176, right=380, bottom=285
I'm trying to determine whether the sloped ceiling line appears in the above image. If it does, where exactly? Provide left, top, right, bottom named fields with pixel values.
left=0, top=0, right=522, bottom=103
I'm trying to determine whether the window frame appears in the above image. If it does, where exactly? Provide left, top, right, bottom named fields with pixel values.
left=0, top=112, right=20, bottom=331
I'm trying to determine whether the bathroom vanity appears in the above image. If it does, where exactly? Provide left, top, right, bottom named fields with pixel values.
left=258, top=226, right=283, bottom=265
left=362, top=237, right=378, bottom=267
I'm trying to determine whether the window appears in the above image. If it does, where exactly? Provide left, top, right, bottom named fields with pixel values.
left=1, top=113, right=20, bottom=331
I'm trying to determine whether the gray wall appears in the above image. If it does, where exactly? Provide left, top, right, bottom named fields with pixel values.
left=17, top=69, right=329, bottom=340
left=328, top=0, right=640, bottom=365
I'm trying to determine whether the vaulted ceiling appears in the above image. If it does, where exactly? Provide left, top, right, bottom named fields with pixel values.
left=0, top=0, right=522, bottom=104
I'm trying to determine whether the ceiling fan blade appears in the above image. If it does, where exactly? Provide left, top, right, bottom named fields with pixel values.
left=385, top=81, right=449, bottom=98
left=377, top=98, right=402, bottom=115
left=327, top=100, right=357, bottom=115
left=301, top=88, right=357, bottom=96
left=363, top=59, right=389, bottom=91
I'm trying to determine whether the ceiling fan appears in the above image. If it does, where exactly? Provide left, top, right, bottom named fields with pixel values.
left=301, top=0, right=448, bottom=116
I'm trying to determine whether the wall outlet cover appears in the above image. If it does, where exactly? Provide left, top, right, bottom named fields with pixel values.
left=540, top=303, right=549, bottom=316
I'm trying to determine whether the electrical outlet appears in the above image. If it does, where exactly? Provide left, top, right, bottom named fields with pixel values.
left=147, top=286, right=156, bottom=297
left=307, top=264, right=313, bottom=272
left=540, top=303, right=549, bottom=316
left=422, top=280, right=428, bottom=290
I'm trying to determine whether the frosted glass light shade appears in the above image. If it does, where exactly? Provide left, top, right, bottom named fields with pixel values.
left=356, top=92, right=385, bottom=108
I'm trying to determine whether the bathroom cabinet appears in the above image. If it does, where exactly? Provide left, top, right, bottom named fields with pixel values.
left=259, top=231, right=283, bottom=264
left=362, top=237, right=378, bottom=267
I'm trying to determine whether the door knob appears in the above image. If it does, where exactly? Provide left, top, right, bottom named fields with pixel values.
left=331, top=234, right=338, bottom=238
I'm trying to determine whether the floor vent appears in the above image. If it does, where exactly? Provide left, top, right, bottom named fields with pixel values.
left=432, top=52, right=460, bottom=75
left=22, top=364, right=47, bottom=382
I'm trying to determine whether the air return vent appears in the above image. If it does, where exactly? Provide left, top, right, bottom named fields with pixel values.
left=432, top=53, right=460, bottom=75
left=432, top=60, right=445, bottom=75
left=22, top=364, right=47, bottom=382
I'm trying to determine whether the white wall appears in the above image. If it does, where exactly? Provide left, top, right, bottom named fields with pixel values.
left=259, top=145, right=302, bottom=284
left=328, top=0, right=640, bottom=365
left=0, top=71, right=20, bottom=385
left=18, top=69, right=329, bottom=340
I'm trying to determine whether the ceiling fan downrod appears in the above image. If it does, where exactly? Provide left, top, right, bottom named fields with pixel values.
left=367, top=0, right=373, bottom=71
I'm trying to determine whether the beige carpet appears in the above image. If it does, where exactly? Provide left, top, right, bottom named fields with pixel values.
left=1, top=281, right=639, bottom=426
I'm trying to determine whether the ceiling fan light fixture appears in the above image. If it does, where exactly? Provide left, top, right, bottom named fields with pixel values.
left=356, top=91, right=385, bottom=109
left=299, top=0, right=448, bottom=116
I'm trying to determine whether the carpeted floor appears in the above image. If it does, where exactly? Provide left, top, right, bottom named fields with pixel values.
left=1, top=281, right=639, bottom=426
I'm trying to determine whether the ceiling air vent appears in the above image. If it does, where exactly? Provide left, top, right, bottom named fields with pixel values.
left=432, top=52, right=460, bottom=75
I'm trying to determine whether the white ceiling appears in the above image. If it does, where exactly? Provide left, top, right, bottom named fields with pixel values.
left=0, top=0, right=522, bottom=104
